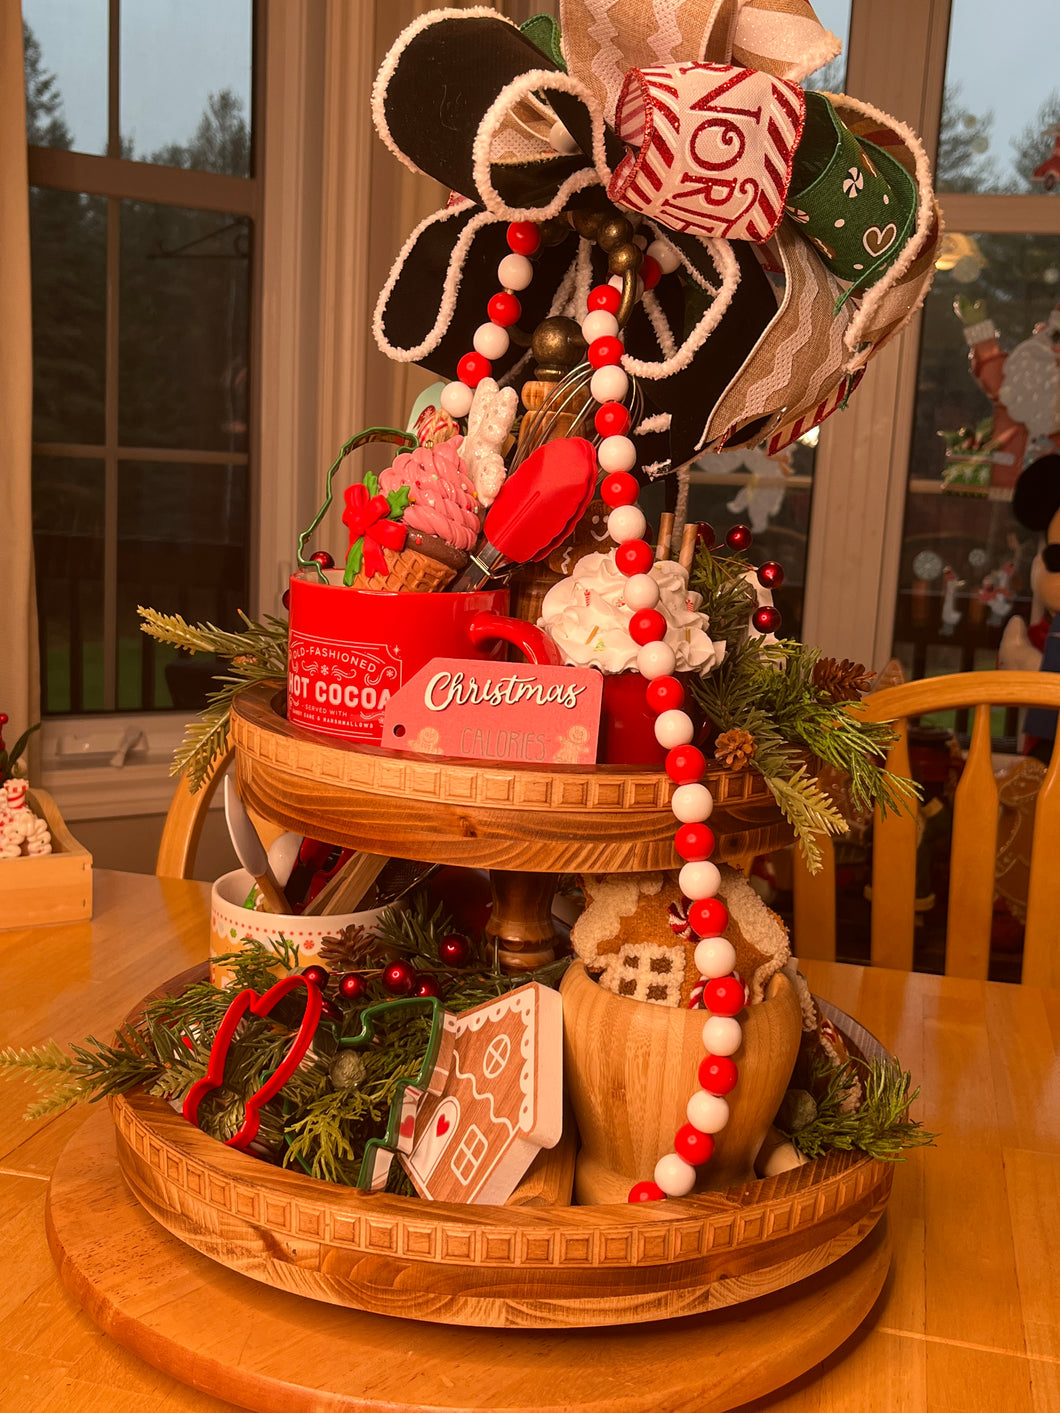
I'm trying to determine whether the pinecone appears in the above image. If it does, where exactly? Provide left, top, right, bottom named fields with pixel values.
left=318, top=924, right=383, bottom=973
left=812, top=657, right=875, bottom=702
left=714, top=728, right=756, bottom=771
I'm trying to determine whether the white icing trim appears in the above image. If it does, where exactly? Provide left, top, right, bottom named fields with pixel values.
left=371, top=7, right=517, bottom=179
left=633, top=411, right=671, bottom=435
left=641, top=289, right=677, bottom=360
left=621, top=238, right=741, bottom=381
left=473, top=69, right=611, bottom=220
left=372, top=200, right=496, bottom=364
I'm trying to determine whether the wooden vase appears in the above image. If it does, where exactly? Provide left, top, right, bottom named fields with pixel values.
left=560, top=961, right=803, bottom=1204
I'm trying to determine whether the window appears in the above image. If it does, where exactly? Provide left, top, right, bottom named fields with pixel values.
left=24, top=1, right=257, bottom=721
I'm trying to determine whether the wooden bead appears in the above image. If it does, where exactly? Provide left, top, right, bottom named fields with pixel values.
left=597, top=215, right=635, bottom=252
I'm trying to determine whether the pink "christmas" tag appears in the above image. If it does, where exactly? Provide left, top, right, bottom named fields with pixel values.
left=380, top=657, right=602, bottom=765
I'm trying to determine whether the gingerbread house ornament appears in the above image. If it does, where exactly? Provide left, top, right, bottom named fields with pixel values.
left=400, top=982, right=563, bottom=1204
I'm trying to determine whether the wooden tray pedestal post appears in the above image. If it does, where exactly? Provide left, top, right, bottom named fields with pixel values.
left=487, top=869, right=558, bottom=970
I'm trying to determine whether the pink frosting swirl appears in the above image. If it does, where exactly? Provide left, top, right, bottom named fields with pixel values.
left=378, top=439, right=480, bottom=550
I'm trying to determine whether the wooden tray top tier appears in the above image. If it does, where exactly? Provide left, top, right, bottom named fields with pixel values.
left=231, top=684, right=789, bottom=872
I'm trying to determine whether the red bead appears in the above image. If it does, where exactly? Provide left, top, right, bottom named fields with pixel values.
left=674, top=821, right=715, bottom=861
left=587, top=284, right=622, bottom=314
left=487, top=292, right=521, bottom=327
left=757, top=560, right=785, bottom=589
left=674, top=1122, right=715, bottom=1166
left=302, top=965, right=329, bottom=989
left=415, top=974, right=443, bottom=998
left=704, top=976, right=745, bottom=1017
left=641, top=255, right=662, bottom=290
left=339, top=973, right=367, bottom=1002
left=594, top=402, right=632, bottom=439
left=587, top=335, right=624, bottom=369
left=457, top=352, right=491, bottom=388
left=665, top=745, right=706, bottom=785
left=752, top=604, right=782, bottom=634
left=382, top=959, right=416, bottom=996
left=320, top=997, right=343, bottom=1022
left=696, top=524, right=716, bottom=549
left=439, top=934, right=470, bottom=967
left=645, top=675, right=685, bottom=713
left=628, top=608, right=667, bottom=645
left=628, top=1180, right=666, bottom=1203
left=506, top=221, right=541, bottom=256
left=600, top=470, right=638, bottom=507
left=688, top=897, right=729, bottom=938
left=726, top=523, right=752, bottom=551
left=281, top=589, right=291, bottom=609
left=310, top=550, right=334, bottom=570
left=698, top=1054, right=739, bottom=1095
left=614, top=539, right=654, bottom=576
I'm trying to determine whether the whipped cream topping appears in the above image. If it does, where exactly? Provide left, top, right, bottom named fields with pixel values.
left=538, top=552, right=726, bottom=674
left=378, top=439, right=480, bottom=550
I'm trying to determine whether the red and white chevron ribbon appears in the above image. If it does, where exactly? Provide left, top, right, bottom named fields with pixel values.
left=608, top=62, right=806, bottom=244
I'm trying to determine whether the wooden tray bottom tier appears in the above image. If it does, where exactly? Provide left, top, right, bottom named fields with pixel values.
left=48, top=1106, right=891, bottom=1413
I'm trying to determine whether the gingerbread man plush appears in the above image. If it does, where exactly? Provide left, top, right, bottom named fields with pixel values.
left=998, top=453, right=1060, bottom=755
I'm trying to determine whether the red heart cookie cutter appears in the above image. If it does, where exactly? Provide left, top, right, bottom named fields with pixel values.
left=183, top=975, right=322, bottom=1149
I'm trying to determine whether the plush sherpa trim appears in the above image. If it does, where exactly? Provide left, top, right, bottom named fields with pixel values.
left=570, top=872, right=664, bottom=968
left=372, top=200, right=494, bottom=364
left=818, top=92, right=941, bottom=368
left=596, top=941, right=686, bottom=1007
left=715, top=866, right=790, bottom=1005
left=621, top=236, right=741, bottom=381
left=641, top=289, right=678, bottom=360
left=782, top=958, right=818, bottom=1034
left=473, top=70, right=612, bottom=221
left=371, top=7, right=515, bottom=180
left=633, top=411, right=671, bottom=435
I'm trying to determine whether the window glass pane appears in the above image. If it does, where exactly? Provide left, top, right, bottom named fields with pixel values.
left=118, top=203, right=250, bottom=452
left=639, top=442, right=815, bottom=642
left=32, top=458, right=106, bottom=715
left=116, top=461, right=249, bottom=711
left=803, top=0, right=849, bottom=91
left=120, top=0, right=252, bottom=176
left=938, top=0, right=1060, bottom=195
left=30, top=188, right=107, bottom=445
left=22, top=3, right=108, bottom=156
left=895, top=230, right=1060, bottom=691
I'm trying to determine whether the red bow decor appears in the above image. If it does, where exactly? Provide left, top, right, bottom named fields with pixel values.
left=342, top=482, right=408, bottom=581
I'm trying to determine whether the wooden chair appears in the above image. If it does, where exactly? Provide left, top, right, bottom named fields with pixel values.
left=155, top=745, right=235, bottom=880
left=792, top=670, right=1060, bottom=987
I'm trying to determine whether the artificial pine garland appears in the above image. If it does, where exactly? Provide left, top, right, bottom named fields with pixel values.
left=689, top=544, right=918, bottom=870
left=137, top=606, right=289, bottom=791
left=779, top=1054, right=937, bottom=1162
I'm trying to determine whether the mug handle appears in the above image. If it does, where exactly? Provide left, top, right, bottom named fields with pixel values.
left=467, top=612, right=563, bottom=667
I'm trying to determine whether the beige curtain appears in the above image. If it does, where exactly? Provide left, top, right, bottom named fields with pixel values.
left=0, top=3, right=40, bottom=763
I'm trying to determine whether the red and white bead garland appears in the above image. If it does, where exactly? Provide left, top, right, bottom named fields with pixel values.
left=434, top=216, right=750, bottom=1203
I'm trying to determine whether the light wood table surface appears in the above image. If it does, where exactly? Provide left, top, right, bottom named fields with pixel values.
left=0, top=869, right=1057, bottom=1412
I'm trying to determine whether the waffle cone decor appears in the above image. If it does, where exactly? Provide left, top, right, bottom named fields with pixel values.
left=350, top=544, right=456, bottom=593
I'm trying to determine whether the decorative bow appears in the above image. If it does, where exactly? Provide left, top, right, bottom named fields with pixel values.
left=342, top=475, right=410, bottom=583
left=372, top=2, right=940, bottom=473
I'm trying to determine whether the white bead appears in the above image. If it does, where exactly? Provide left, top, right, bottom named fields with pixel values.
left=694, top=936, right=736, bottom=979
left=498, top=253, right=533, bottom=291
left=473, top=322, right=510, bottom=360
left=624, top=573, right=660, bottom=610
left=653, top=1152, right=697, bottom=1197
left=581, top=309, right=619, bottom=343
left=679, top=859, right=722, bottom=900
left=606, top=504, right=646, bottom=543
left=636, top=640, right=676, bottom=680
left=702, top=1015, right=742, bottom=1056
left=590, top=365, right=629, bottom=403
left=633, top=232, right=649, bottom=250
left=549, top=119, right=580, bottom=155
left=440, top=381, right=474, bottom=418
left=670, top=782, right=714, bottom=823
left=647, top=239, right=681, bottom=274
left=654, top=710, right=694, bottom=750
left=598, top=435, right=637, bottom=473
left=687, top=1090, right=730, bottom=1134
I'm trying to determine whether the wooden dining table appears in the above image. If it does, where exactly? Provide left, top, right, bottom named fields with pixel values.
left=0, top=868, right=1056, bottom=1412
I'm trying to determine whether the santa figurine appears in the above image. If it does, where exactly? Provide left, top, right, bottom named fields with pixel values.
left=956, top=297, right=1060, bottom=488
left=998, top=453, right=1060, bottom=757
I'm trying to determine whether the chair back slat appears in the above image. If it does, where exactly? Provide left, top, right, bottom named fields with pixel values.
left=156, top=745, right=234, bottom=880
left=1023, top=738, right=1060, bottom=988
left=791, top=832, right=837, bottom=961
left=946, top=704, right=999, bottom=979
left=870, top=719, right=918, bottom=971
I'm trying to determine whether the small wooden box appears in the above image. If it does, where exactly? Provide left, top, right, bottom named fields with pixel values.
left=0, top=788, right=92, bottom=926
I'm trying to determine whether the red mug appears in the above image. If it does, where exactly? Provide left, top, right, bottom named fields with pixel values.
left=598, top=672, right=706, bottom=766
left=286, top=571, right=559, bottom=745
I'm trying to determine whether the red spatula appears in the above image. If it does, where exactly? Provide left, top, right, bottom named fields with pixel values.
left=452, top=437, right=598, bottom=591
